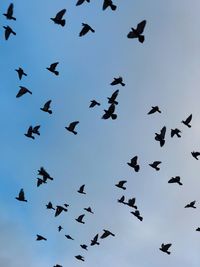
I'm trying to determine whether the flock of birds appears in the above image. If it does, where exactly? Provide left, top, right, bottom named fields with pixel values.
left=3, top=1, right=200, bottom=266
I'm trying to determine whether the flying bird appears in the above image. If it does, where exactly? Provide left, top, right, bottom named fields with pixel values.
left=100, top=230, right=115, bottom=239
left=65, top=121, right=79, bottom=135
left=24, top=126, right=34, bottom=139
left=46, top=62, right=59, bottom=75
left=16, top=86, right=32, bottom=98
left=75, top=214, right=85, bottom=224
left=107, top=90, right=119, bottom=105
left=36, top=235, right=47, bottom=241
left=168, top=176, right=183, bottom=186
left=3, top=25, right=16, bottom=40
left=171, top=128, right=181, bottom=138
left=51, top=9, right=66, bottom=26
left=115, top=180, right=127, bottom=190
left=102, top=103, right=117, bottom=120
left=3, top=3, right=16, bottom=20
left=127, top=156, right=140, bottom=172
left=55, top=206, right=68, bottom=217
left=89, top=100, right=100, bottom=108
left=91, top=234, right=100, bottom=246
left=159, top=243, right=172, bottom=255
left=185, top=201, right=196, bottom=209
left=40, top=100, right=52, bottom=114
left=127, top=198, right=137, bottom=209
left=79, top=23, right=95, bottom=36
left=15, top=67, right=27, bottom=80
left=46, top=202, right=55, bottom=210
left=149, top=161, right=161, bottom=171
left=147, top=106, right=161, bottom=115
left=38, top=167, right=53, bottom=181
left=127, top=20, right=146, bottom=43
left=110, top=77, right=125, bottom=86
left=182, top=114, right=192, bottom=128
left=15, top=189, right=27, bottom=202
left=76, top=0, right=90, bottom=6
left=118, top=195, right=126, bottom=204
left=78, top=184, right=86, bottom=194
left=103, top=0, right=117, bottom=10
left=131, top=210, right=143, bottom=221
left=58, top=226, right=63, bottom=232
left=80, top=244, right=88, bottom=250
left=84, top=207, right=94, bottom=214
left=196, top=228, right=200, bottom=232
left=155, top=126, right=166, bottom=147
left=191, top=151, right=200, bottom=160
left=75, top=255, right=84, bottom=262
left=65, top=235, right=74, bottom=240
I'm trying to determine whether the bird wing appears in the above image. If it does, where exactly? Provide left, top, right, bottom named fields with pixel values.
left=27, top=126, right=33, bottom=135
left=19, top=189, right=25, bottom=199
left=127, top=29, right=138, bottom=39
left=160, top=126, right=166, bottom=139
left=79, top=25, right=89, bottom=36
left=79, top=184, right=85, bottom=192
left=101, top=231, right=109, bottom=239
left=55, top=9, right=66, bottom=20
left=131, top=156, right=138, bottom=165
left=50, top=62, right=59, bottom=70
left=55, top=207, right=62, bottom=217
left=118, top=180, right=127, bottom=186
left=110, top=90, right=119, bottom=100
left=93, top=234, right=98, bottom=242
left=77, top=214, right=85, bottom=221
left=44, top=100, right=51, bottom=109
left=7, top=3, right=14, bottom=16
left=76, top=0, right=85, bottom=5
left=69, top=121, right=79, bottom=129
left=107, top=103, right=115, bottom=113
left=136, top=20, right=146, bottom=34
left=163, top=244, right=171, bottom=250
left=185, top=114, right=192, bottom=124
left=32, top=125, right=40, bottom=132
left=190, top=201, right=196, bottom=206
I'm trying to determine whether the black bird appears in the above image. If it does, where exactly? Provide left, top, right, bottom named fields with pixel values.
left=76, top=0, right=90, bottom=6
left=160, top=243, right=172, bottom=255
left=38, top=167, right=53, bottom=181
left=102, top=103, right=117, bottom=120
left=65, top=121, right=79, bottom=135
left=15, top=67, right=27, bottom=80
left=84, top=207, right=94, bottom=214
left=36, top=235, right=47, bottom=241
left=118, top=195, right=126, bottom=204
left=3, top=25, right=16, bottom=40
left=80, top=244, right=88, bottom=250
left=191, top=151, right=200, bottom=160
left=79, top=23, right=95, bottom=36
left=196, top=228, right=200, bottom=232
left=24, top=126, right=34, bottom=139
left=89, top=100, right=100, bottom=108
left=15, top=189, right=27, bottom=202
left=75, top=255, right=84, bottom=262
left=127, top=198, right=137, bottom=209
left=58, top=226, right=63, bottom=232
left=171, top=128, right=181, bottom=138
left=46, top=62, right=59, bottom=75
left=46, top=202, right=55, bottom=210
left=127, top=156, right=140, bottom=172
left=168, top=176, right=183, bottom=186
left=110, top=77, right=125, bottom=86
left=115, top=180, right=127, bottom=190
left=51, top=9, right=66, bottom=26
left=55, top=206, right=68, bottom=217
left=78, top=185, right=86, bottom=194
left=65, top=235, right=74, bottom=240
left=32, top=125, right=40, bottom=136
left=91, top=234, right=100, bottom=246
left=40, top=100, right=52, bottom=114
left=37, top=178, right=47, bottom=187
left=182, top=114, right=192, bottom=128
left=131, top=210, right=143, bottom=221
left=149, top=161, right=161, bottom=171
left=76, top=214, right=85, bottom=224
left=100, top=230, right=115, bottom=239
left=107, top=90, right=119, bottom=105
left=147, top=106, right=161, bottom=115
left=3, top=3, right=16, bottom=20
left=16, top=86, right=32, bottom=98
left=127, top=20, right=146, bottom=43
left=155, top=126, right=166, bottom=147
left=103, top=0, right=117, bottom=10
left=185, top=201, right=196, bottom=209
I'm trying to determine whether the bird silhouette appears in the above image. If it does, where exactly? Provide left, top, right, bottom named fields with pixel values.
left=103, top=0, right=117, bottom=10
left=168, top=176, right=183, bottom=185
left=191, top=151, right=200, bottom=160
left=80, top=244, right=88, bottom=250
left=127, top=20, right=146, bottom=43
left=3, top=25, right=16, bottom=40
left=65, top=235, right=74, bottom=240
left=100, top=230, right=115, bottom=239
left=16, top=189, right=27, bottom=202
left=102, top=103, right=117, bottom=120
left=78, top=184, right=86, bottom=194
left=40, top=100, right=52, bottom=114
left=147, top=106, right=161, bottom=115
left=127, top=198, right=137, bottom=209
left=58, top=226, right=63, bottom=232
left=36, top=235, right=47, bottom=241
left=91, top=234, right=100, bottom=246
left=149, top=161, right=161, bottom=171
left=65, top=121, right=79, bottom=135
left=182, top=114, right=192, bottom=128
left=46, top=202, right=55, bottom=210
left=51, top=9, right=66, bottom=26
left=185, top=201, right=196, bottom=208
left=115, top=180, right=127, bottom=190
left=15, top=67, right=27, bottom=80
left=171, top=128, right=181, bottom=138
left=127, top=156, right=140, bottom=172
left=155, top=126, right=166, bottom=147
left=89, top=100, right=100, bottom=108
left=46, top=62, right=59, bottom=75
left=75, top=255, right=84, bottom=262
left=196, top=228, right=200, bottom=232
left=16, top=86, right=32, bottom=98
left=110, top=77, right=125, bottom=86
left=55, top=206, right=68, bottom=217
left=76, top=214, right=85, bottom=224
left=118, top=195, right=126, bottom=204
left=79, top=23, right=95, bottom=36
left=76, top=0, right=90, bottom=6
left=107, top=90, right=119, bottom=105
left=37, top=178, right=47, bottom=187
left=24, top=126, right=34, bottom=139
left=131, top=210, right=143, bottom=221
left=32, top=125, right=40, bottom=136
left=84, top=207, right=94, bottom=214
left=38, top=167, right=53, bottom=182
left=160, top=243, right=171, bottom=254
left=3, top=3, right=16, bottom=20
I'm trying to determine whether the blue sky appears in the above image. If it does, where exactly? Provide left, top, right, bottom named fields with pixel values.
left=1, top=0, right=200, bottom=266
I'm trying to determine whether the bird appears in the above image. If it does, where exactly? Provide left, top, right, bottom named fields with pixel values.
left=118, top=195, right=126, bottom=204
left=131, top=210, right=143, bottom=221
left=75, top=214, right=85, bottom=224
left=182, top=114, right=192, bottom=128
left=100, top=230, right=115, bottom=239
left=110, top=77, right=125, bottom=86
left=38, top=167, right=53, bottom=182
left=65, top=235, right=74, bottom=240
left=191, top=151, right=200, bottom=160
left=127, top=20, right=146, bottom=43
left=36, top=235, right=47, bottom=241
left=196, top=228, right=200, bottom=232
left=159, top=243, right=172, bottom=255
left=80, top=244, right=88, bottom=250
left=185, top=201, right=196, bottom=209
left=3, top=3, right=16, bottom=20
left=51, top=9, right=66, bottom=26
left=37, top=178, right=47, bottom=187
left=55, top=206, right=68, bottom=217
left=16, top=86, right=32, bottom=98
left=89, top=100, right=100, bottom=108
left=76, top=0, right=90, bottom=6
left=149, top=161, right=161, bottom=171
left=84, top=207, right=94, bottom=214
left=127, top=198, right=137, bottom=209
left=79, top=23, right=95, bottom=36
left=91, top=234, right=100, bottom=246
left=58, top=226, right=63, bottom=232
left=115, top=180, right=127, bottom=190
left=32, top=125, right=40, bottom=136
left=15, top=189, right=27, bottom=202
left=155, top=126, right=166, bottom=147
left=40, top=100, right=52, bottom=114
left=65, top=121, right=79, bottom=135
left=147, top=106, right=161, bottom=115
left=107, top=90, right=119, bottom=105
left=102, top=103, right=117, bottom=120
left=15, top=67, right=27, bottom=80
left=24, top=126, right=34, bottom=139
left=46, top=202, right=55, bottom=210
left=171, top=128, right=181, bottom=138
left=3, top=25, right=16, bottom=40
left=75, top=255, right=84, bottom=262
left=127, top=156, right=140, bottom=172
left=168, top=176, right=183, bottom=186
left=103, top=0, right=117, bottom=10
left=46, top=62, right=59, bottom=75
left=78, top=185, right=86, bottom=194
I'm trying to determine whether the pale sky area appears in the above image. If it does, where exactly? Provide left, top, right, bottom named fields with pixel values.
left=1, top=0, right=200, bottom=266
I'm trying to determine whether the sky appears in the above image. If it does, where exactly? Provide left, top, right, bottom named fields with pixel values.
left=1, top=0, right=200, bottom=266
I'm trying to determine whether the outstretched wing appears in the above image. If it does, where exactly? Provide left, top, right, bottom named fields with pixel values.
left=7, top=3, right=14, bottom=16
left=77, top=214, right=85, bottom=221
left=50, top=62, right=59, bottom=70
left=110, top=90, right=119, bottom=100
left=163, top=243, right=172, bottom=250
left=76, top=0, right=85, bottom=6
left=55, top=9, right=66, bottom=20
left=131, top=156, right=138, bottom=165
left=69, top=121, right=79, bottom=129
left=44, top=100, right=51, bottom=109
left=79, top=184, right=85, bottom=192
left=19, top=189, right=25, bottom=199
left=185, top=114, right=192, bottom=124
left=160, top=126, right=166, bottom=139
left=136, top=20, right=146, bottom=34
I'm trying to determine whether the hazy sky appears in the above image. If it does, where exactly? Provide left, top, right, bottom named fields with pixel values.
left=1, top=0, right=200, bottom=266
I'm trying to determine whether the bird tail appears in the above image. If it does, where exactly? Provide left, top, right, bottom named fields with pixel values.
left=13, top=31, right=16, bottom=35
left=91, top=28, right=95, bottom=33
left=160, top=139, right=165, bottom=147
left=48, top=110, right=53, bottom=114
left=121, top=82, right=125, bottom=86
left=73, top=131, right=77, bottom=135
left=54, top=71, right=59, bottom=76
left=111, top=4, right=117, bottom=10
left=178, top=182, right=183, bottom=186
left=13, top=17, right=16, bottom=21
left=60, top=20, right=66, bottom=27
left=111, top=114, right=117, bottom=120
left=138, top=35, right=145, bottom=43
left=134, top=165, right=140, bottom=172
left=166, top=251, right=170, bottom=255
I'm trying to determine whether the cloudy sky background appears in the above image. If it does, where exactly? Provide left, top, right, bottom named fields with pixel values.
left=1, top=0, right=200, bottom=266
